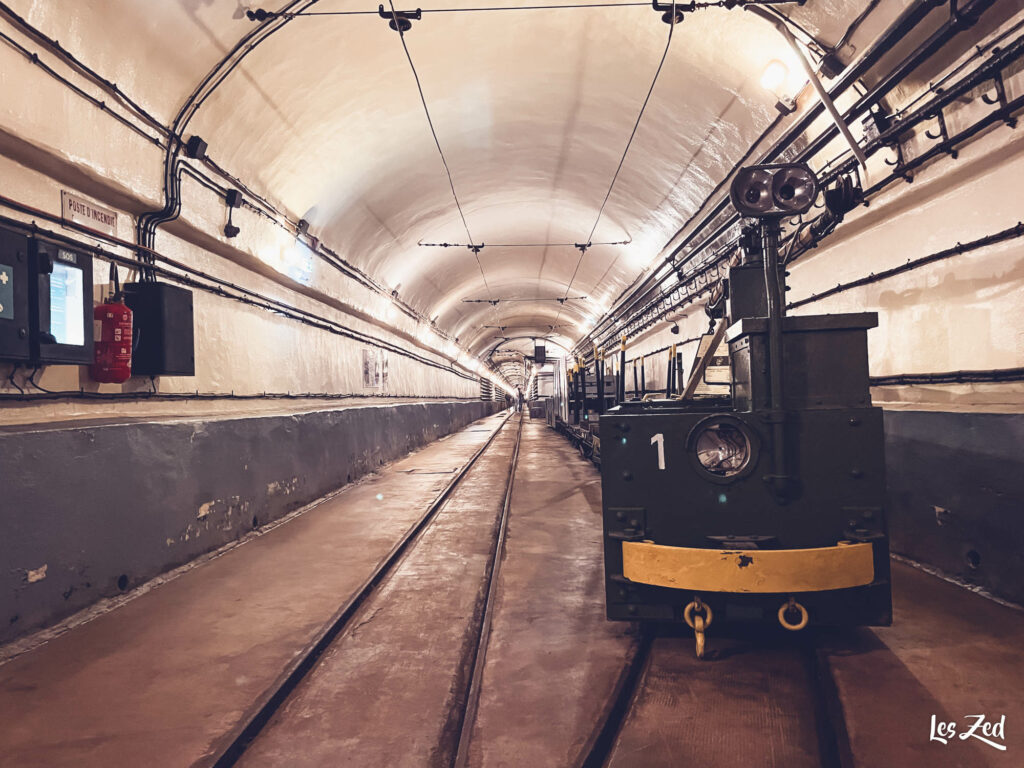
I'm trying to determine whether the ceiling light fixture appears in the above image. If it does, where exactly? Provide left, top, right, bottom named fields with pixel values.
left=747, top=4, right=868, bottom=169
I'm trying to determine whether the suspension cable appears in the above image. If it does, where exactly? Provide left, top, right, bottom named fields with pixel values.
left=386, top=0, right=495, bottom=309
left=554, top=0, right=677, bottom=328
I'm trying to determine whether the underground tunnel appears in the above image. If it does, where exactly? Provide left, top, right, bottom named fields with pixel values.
left=0, top=0, right=1022, bottom=766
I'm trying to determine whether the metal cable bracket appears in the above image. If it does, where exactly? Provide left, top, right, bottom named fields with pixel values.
left=924, top=108, right=958, bottom=158
left=652, top=0, right=691, bottom=24
left=981, top=70, right=1018, bottom=128
left=378, top=4, right=422, bottom=31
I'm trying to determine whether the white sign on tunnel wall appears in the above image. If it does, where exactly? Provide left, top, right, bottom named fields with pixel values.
left=60, top=191, right=118, bottom=237
left=362, top=348, right=389, bottom=389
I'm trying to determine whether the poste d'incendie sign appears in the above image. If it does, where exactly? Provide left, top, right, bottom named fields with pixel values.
left=61, top=190, right=118, bottom=237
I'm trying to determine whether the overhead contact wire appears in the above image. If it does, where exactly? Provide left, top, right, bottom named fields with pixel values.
left=555, top=1, right=677, bottom=328
left=418, top=239, right=631, bottom=248
left=583, top=6, right=676, bottom=246
left=385, top=1, right=501, bottom=350
left=578, top=0, right=964, bottom=353
left=292, top=2, right=648, bottom=13
left=386, top=0, right=494, bottom=309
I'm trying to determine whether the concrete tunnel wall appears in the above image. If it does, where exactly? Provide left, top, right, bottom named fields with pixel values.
left=0, top=101, right=504, bottom=643
left=0, top=399, right=501, bottom=644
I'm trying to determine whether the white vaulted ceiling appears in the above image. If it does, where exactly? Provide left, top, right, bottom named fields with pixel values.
left=11, top=0, right=872, bottom=360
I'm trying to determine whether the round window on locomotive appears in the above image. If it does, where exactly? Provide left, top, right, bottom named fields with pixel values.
left=686, top=416, right=759, bottom=483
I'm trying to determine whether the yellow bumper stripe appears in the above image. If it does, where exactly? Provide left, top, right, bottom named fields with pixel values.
left=622, top=541, right=875, bottom=593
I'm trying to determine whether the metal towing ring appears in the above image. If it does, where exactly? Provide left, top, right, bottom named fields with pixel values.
left=683, top=600, right=714, bottom=630
left=684, top=599, right=713, bottom=659
left=778, top=599, right=809, bottom=631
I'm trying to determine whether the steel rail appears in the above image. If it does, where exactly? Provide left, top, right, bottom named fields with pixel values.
left=573, top=629, right=853, bottom=768
left=201, top=410, right=516, bottom=767
left=452, top=411, right=525, bottom=768
left=805, top=636, right=858, bottom=768
left=573, top=628, right=654, bottom=768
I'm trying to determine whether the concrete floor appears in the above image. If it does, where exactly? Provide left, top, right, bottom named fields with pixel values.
left=607, top=636, right=822, bottom=768
left=236, top=416, right=639, bottom=768
left=601, top=559, right=1024, bottom=767
left=0, top=413, right=508, bottom=768
left=822, top=560, right=1024, bottom=766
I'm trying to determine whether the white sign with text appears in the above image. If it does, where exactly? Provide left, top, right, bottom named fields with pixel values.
left=61, top=190, right=118, bottom=237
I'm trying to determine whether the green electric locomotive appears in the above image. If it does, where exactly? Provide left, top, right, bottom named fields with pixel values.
left=599, top=164, right=892, bottom=656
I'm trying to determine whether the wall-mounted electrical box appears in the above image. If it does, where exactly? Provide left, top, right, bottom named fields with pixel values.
left=0, top=226, right=31, bottom=362
left=123, top=281, right=195, bottom=376
left=30, top=237, right=94, bottom=365
left=1, top=226, right=94, bottom=365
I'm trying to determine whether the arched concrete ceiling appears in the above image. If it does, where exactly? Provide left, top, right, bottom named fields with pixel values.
left=12, top=0, right=870, bottom=360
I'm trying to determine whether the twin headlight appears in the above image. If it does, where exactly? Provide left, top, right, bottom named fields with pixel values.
left=729, top=163, right=819, bottom=218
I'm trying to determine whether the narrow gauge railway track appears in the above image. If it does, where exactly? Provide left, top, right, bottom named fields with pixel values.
left=584, top=635, right=842, bottom=767
left=453, top=412, right=523, bottom=767
left=575, top=628, right=654, bottom=768
left=578, top=628, right=851, bottom=768
left=206, top=410, right=851, bottom=768
left=209, top=411, right=524, bottom=768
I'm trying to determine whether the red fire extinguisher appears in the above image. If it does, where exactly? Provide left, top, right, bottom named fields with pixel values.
left=91, top=262, right=133, bottom=383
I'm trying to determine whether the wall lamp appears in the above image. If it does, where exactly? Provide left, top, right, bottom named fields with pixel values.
left=747, top=5, right=868, bottom=170
left=760, top=60, right=796, bottom=114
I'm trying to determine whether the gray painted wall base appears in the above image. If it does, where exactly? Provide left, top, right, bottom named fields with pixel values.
left=0, top=400, right=500, bottom=643
left=885, top=410, right=1024, bottom=607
